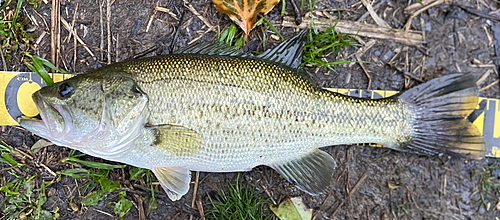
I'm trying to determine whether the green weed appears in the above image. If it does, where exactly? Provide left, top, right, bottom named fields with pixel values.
left=206, top=175, right=271, bottom=220
left=25, top=53, right=69, bottom=86
left=0, top=0, right=37, bottom=60
left=56, top=153, right=137, bottom=219
left=472, top=165, right=500, bottom=212
left=0, top=143, right=59, bottom=220
left=303, top=24, right=360, bottom=70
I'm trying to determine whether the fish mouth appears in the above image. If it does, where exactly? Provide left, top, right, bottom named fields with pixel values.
left=19, top=92, right=71, bottom=139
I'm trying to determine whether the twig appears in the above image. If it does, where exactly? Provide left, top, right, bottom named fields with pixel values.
left=330, top=172, right=369, bottom=218
left=183, top=0, right=213, bottom=29
left=196, top=199, right=205, bottom=220
left=356, top=54, right=371, bottom=89
left=403, top=0, right=448, bottom=33
left=282, top=16, right=424, bottom=47
left=106, top=0, right=112, bottom=64
left=479, top=79, right=500, bottom=92
left=50, top=0, right=60, bottom=66
left=90, top=207, right=114, bottom=217
left=357, top=1, right=384, bottom=22
left=38, top=162, right=57, bottom=177
left=170, top=8, right=185, bottom=52
left=289, top=0, right=301, bottom=25
left=189, top=171, right=200, bottom=220
left=420, top=17, right=426, bottom=77
left=458, top=5, right=500, bottom=23
left=115, top=33, right=119, bottom=62
left=155, top=6, right=178, bottom=20
left=146, top=10, right=158, bottom=33
left=61, top=17, right=96, bottom=58
left=134, top=194, right=147, bottom=220
left=361, top=0, right=390, bottom=28
left=188, top=26, right=217, bottom=44
left=477, top=69, right=493, bottom=86
left=72, top=4, right=78, bottom=71
left=404, top=0, right=434, bottom=14
left=99, top=0, right=104, bottom=60
left=0, top=47, right=6, bottom=71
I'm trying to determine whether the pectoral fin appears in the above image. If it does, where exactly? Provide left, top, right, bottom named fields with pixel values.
left=270, top=149, right=336, bottom=195
left=152, top=166, right=191, bottom=201
left=148, top=124, right=204, bottom=157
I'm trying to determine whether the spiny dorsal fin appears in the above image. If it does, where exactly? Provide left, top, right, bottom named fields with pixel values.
left=257, top=29, right=309, bottom=69
left=270, top=149, right=336, bottom=195
left=174, top=41, right=250, bottom=57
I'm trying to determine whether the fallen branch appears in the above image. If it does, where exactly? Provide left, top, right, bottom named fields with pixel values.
left=282, top=16, right=424, bottom=47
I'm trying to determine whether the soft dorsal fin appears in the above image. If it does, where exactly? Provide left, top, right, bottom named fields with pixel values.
left=270, top=149, right=336, bottom=195
left=174, top=41, right=250, bottom=57
left=257, top=29, right=309, bottom=69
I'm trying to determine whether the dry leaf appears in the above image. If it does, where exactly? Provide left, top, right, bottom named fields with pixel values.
left=213, top=0, right=280, bottom=41
left=270, top=197, right=312, bottom=220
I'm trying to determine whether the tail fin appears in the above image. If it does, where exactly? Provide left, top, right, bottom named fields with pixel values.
left=398, top=74, right=486, bottom=160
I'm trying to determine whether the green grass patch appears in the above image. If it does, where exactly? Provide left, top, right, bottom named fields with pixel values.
left=472, top=165, right=500, bottom=212
left=206, top=175, right=272, bottom=220
left=303, top=24, right=360, bottom=70
left=0, top=0, right=38, bottom=61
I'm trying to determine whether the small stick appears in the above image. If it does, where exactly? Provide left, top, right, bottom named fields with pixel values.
left=170, top=9, right=185, bottom=52
left=115, top=33, right=119, bottom=62
left=479, top=79, right=500, bottom=92
left=155, top=6, right=178, bottom=20
left=289, top=0, right=301, bottom=25
left=361, top=0, right=390, bottom=28
left=189, top=171, right=200, bottom=220
left=61, top=17, right=95, bottom=58
left=106, top=0, right=112, bottom=64
left=99, top=0, right=104, bottom=60
left=477, top=69, right=493, bottom=86
left=39, top=162, right=57, bottom=177
left=66, top=3, right=78, bottom=43
left=72, top=4, right=79, bottom=71
left=403, top=0, right=448, bottom=33
left=282, top=16, right=424, bottom=47
left=458, top=5, right=500, bottom=23
left=0, top=47, right=7, bottom=71
left=330, top=172, right=369, bottom=218
left=355, top=53, right=371, bottom=89
left=183, top=0, right=213, bottom=29
left=50, top=0, right=60, bottom=66
left=196, top=199, right=205, bottom=220
left=188, top=26, right=217, bottom=44
left=357, top=1, right=384, bottom=22
left=91, top=207, right=114, bottom=217
left=146, top=10, right=158, bottom=33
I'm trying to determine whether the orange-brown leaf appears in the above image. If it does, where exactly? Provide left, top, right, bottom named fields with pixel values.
left=213, top=0, right=280, bottom=40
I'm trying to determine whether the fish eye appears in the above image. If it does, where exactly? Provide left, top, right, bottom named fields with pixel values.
left=58, top=83, right=74, bottom=98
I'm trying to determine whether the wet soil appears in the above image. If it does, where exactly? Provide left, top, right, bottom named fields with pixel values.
left=1, top=0, right=500, bottom=219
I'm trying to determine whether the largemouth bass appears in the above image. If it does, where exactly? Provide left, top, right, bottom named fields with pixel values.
left=20, top=31, right=486, bottom=201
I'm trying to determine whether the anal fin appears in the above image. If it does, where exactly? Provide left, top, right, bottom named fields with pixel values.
left=270, top=149, right=336, bottom=195
left=152, top=166, right=191, bottom=201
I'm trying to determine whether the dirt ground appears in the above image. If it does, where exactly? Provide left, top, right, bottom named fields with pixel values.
left=1, top=0, right=500, bottom=219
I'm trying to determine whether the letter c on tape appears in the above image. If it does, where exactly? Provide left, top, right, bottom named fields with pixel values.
left=5, top=72, right=46, bottom=121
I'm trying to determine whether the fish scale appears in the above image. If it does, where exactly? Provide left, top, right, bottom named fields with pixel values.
left=20, top=31, right=486, bottom=201
left=119, top=55, right=412, bottom=170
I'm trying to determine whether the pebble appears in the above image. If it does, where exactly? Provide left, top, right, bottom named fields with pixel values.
left=374, top=50, right=381, bottom=56
left=381, top=51, right=395, bottom=61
